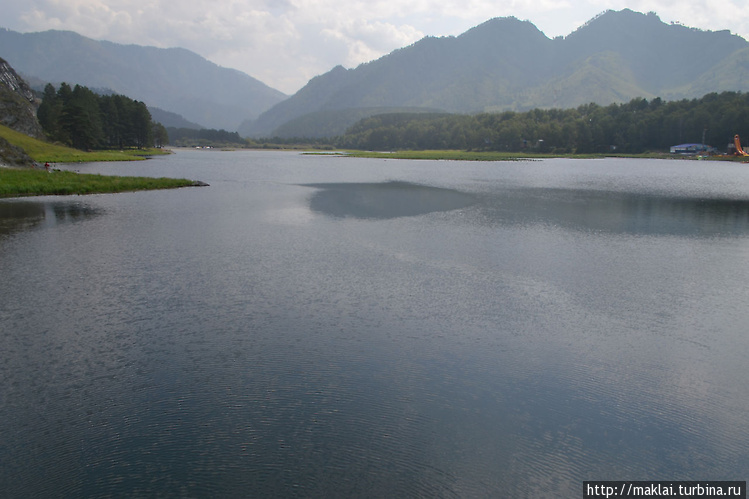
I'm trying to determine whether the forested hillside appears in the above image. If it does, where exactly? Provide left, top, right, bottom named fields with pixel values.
left=336, top=92, right=749, bottom=154
left=243, top=9, right=749, bottom=138
left=37, top=83, right=166, bottom=150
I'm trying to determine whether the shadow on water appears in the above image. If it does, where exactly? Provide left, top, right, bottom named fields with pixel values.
left=301, top=181, right=477, bottom=219
left=479, top=188, right=749, bottom=237
left=301, top=181, right=749, bottom=236
left=0, top=200, right=101, bottom=236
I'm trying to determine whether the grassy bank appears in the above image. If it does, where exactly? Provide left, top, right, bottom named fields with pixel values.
left=0, top=124, right=200, bottom=197
left=335, top=149, right=748, bottom=161
left=0, top=124, right=169, bottom=163
left=338, top=150, right=548, bottom=161
left=338, top=150, right=661, bottom=161
left=0, top=168, right=199, bottom=198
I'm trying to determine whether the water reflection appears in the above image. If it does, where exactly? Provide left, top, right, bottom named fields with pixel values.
left=302, top=181, right=749, bottom=236
left=3, top=155, right=749, bottom=497
left=302, top=181, right=476, bottom=219
left=482, top=188, right=749, bottom=237
left=0, top=200, right=101, bottom=236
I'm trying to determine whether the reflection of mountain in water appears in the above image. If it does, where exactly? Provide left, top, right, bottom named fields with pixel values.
left=302, top=181, right=477, bottom=220
left=0, top=201, right=101, bottom=236
left=302, top=181, right=749, bottom=237
left=483, top=188, right=749, bottom=237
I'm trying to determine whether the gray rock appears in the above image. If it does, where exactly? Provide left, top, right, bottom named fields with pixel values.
left=0, top=57, right=45, bottom=140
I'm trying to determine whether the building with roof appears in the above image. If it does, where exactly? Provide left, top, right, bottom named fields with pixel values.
left=670, top=143, right=716, bottom=154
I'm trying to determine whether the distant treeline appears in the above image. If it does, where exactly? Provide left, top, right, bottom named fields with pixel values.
left=37, top=83, right=167, bottom=150
left=166, top=127, right=247, bottom=147
left=336, top=92, right=749, bottom=154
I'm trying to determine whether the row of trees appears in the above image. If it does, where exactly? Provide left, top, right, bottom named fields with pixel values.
left=166, top=127, right=247, bottom=147
left=34, top=85, right=749, bottom=153
left=37, top=83, right=167, bottom=150
left=336, top=92, right=749, bottom=154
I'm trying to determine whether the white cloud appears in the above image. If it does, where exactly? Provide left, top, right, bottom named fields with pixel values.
left=4, top=0, right=749, bottom=94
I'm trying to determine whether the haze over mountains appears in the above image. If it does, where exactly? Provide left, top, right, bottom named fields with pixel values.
left=0, top=28, right=287, bottom=131
left=243, top=9, right=749, bottom=138
left=2, top=9, right=749, bottom=138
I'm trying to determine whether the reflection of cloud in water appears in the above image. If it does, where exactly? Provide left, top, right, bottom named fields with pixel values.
left=0, top=200, right=101, bottom=236
left=480, top=188, right=749, bottom=237
left=302, top=181, right=477, bottom=220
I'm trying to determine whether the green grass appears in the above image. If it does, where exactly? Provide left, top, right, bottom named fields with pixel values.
left=0, top=168, right=199, bottom=198
left=339, top=150, right=538, bottom=161
left=1, top=124, right=198, bottom=197
left=335, top=149, right=600, bottom=161
left=335, top=149, right=744, bottom=161
left=0, top=124, right=168, bottom=163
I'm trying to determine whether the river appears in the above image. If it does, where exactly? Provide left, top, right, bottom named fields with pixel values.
left=1, top=150, right=748, bottom=497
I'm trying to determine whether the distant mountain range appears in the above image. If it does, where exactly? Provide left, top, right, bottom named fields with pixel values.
left=241, top=9, right=749, bottom=138
left=3, top=9, right=749, bottom=138
left=0, top=28, right=287, bottom=131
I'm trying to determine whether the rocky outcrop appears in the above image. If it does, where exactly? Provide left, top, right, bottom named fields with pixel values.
left=0, top=136, right=34, bottom=167
left=0, top=57, right=45, bottom=139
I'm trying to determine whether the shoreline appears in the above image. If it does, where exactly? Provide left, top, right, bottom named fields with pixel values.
left=337, top=149, right=749, bottom=162
left=0, top=167, right=205, bottom=199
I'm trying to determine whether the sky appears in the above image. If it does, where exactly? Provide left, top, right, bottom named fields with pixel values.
left=3, top=0, right=749, bottom=95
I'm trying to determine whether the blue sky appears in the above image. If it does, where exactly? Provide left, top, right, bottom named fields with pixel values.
left=3, top=0, right=748, bottom=94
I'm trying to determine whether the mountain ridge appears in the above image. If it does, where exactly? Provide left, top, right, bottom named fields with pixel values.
left=0, top=27, right=287, bottom=130
left=241, top=9, right=749, bottom=138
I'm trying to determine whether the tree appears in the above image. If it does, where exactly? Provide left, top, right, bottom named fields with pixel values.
left=152, top=122, right=169, bottom=147
left=37, top=83, right=160, bottom=150
left=37, top=83, right=62, bottom=139
left=130, top=101, right=153, bottom=148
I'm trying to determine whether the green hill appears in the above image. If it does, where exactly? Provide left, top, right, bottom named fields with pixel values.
left=242, top=9, right=749, bottom=138
left=271, top=107, right=445, bottom=139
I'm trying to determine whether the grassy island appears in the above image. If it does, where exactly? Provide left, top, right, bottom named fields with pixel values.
left=337, top=150, right=561, bottom=161
left=0, top=168, right=200, bottom=198
left=329, top=149, right=747, bottom=162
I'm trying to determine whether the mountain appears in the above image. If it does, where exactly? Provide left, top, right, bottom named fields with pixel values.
left=241, top=9, right=749, bottom=138
left=0, top=57, right=40, bottom=166
left=272, top=107, right=445, bottom=139
left=0, top=28, right=287, bottom=131
left=148, top=107, right=203, bottom=130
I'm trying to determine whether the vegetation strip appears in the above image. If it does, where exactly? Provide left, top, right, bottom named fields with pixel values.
left=0, top=168, right=199, bottom=198
left=340, top=150, right=548, bottom=161
left=335, top=93, right=749, bottom=155
left=0, top=124, right=169, bottom=163
left=335, top=150, right=743, bottom=162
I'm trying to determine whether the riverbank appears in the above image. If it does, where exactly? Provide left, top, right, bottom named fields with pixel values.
left=329, top=149, right=749, bottom=162
left=0, top=124, right=169, bottom=164
left=0, top=167, right=202, bottom=198
left=0, top=124, right=200, bottom=197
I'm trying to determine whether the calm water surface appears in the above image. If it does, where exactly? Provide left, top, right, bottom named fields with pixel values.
left=2, top=151, right=749, bottom=497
